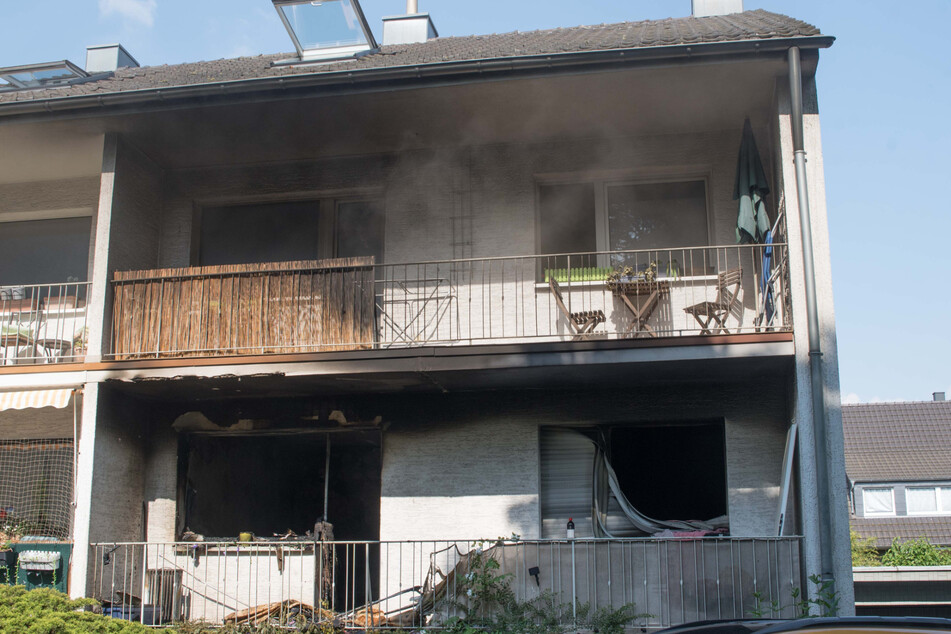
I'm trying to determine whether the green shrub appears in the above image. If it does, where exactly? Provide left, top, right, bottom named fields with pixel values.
left=850, top=529, right=882, bottom=567
left=0, top=584, right=148, bottom=633
left=881, top=537, right=951, bottom=566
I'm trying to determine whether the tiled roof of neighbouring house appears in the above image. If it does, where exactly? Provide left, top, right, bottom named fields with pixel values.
left=843, top=401, right=951, bottom=483
left=0, top=10, right=824, bottom=104
left=851, top=515, right=951, bottom=549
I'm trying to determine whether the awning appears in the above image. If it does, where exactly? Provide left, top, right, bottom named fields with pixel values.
left=0, top=389, right=74, bottom=411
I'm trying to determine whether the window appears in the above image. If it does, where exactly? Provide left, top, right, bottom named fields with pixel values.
left=862, top=487, right=895, bottom=516
left=906, top=486, right=951, bottom=515
left=0, top=216, right=91, bottom=285
left=610, top=423, right=726, bottom=521
left=198, top=198, right=383, bottom=266
left=273, top=0, right=377, bottom=62
left=607, top=181, right=708, bottom=253
left=183, top=432, right=380, bottom=538
left=537, top=178, right=709, bottom=273
left=539, top=422, right=726, bottom=538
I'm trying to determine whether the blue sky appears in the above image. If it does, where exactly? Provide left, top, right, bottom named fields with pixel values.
left=1, top=1, right=948, bottom=403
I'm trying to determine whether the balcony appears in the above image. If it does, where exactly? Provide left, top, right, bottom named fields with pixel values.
left=0, top=282, right=90, bottom=365
left=90, top=536, right=803, bottom=628
left=108, top=244, right=789, bottom=361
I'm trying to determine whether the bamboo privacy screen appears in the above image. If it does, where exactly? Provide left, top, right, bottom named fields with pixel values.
left=111, top=258, right=375, bottom=359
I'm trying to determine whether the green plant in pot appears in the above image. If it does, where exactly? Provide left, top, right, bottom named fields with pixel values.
left=0, top=521, right=23, bottom=568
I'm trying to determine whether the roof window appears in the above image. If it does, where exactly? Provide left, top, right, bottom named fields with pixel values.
left=272, top=0, right=377, bottom=62
left=0, top=61, right=88, bottom=90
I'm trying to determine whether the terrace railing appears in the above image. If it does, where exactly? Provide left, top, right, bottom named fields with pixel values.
left=108, top=243, right=790, bottom=359
left=90, top=537, right=803, bottom=629
left=0, top=282, right=90, bottom=365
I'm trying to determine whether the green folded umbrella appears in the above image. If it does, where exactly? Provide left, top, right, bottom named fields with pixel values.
left=734, top=118, right=771, bottom=244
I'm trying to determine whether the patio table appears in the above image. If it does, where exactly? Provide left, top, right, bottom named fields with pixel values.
left=610, top=280, right=670, bottom=337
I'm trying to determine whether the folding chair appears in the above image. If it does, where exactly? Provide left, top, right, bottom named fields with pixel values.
left=549, top=277, right=605, bottom=338
left=683, top=267, right=742, bottom=334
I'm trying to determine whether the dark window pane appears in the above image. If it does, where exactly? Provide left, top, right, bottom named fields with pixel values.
left=611, top=423, right=726, bottom=521
left=0, top=217, right=91, bottom=285
left=539, top=183, right=596, bottom=256
left=200, top=201, right=320, bottom=266
left=336, top=200, right=384, bottom=264
left=608, top=180, right=707, bottom=251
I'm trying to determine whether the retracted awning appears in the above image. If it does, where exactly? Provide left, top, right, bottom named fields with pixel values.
left=0, top=388, right=75, bottom=411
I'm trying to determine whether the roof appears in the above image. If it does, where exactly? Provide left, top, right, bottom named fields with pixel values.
left=843, top=401, right=951, bottom=483
left=851, top=515, right=951, bottom=548
left=0, top=10, right=825, bottom=106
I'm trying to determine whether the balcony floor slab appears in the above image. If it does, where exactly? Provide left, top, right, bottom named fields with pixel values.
left=81, top=333, right=794, bottom=399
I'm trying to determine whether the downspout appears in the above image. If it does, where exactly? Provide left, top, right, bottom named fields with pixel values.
left=787, top=46, right=835, bottom=597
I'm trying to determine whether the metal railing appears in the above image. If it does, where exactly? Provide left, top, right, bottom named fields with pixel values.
left=107, top=243, right=790, bottom=359
left=0, top=282, right=90, bottom=365
left=90, top=536, right=803, bottom=629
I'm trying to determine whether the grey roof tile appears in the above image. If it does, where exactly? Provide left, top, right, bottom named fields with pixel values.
left=851, top=515, right=951, bottom=548
left=843, top=401, right=951, bottom=483
left=0, top=10, right=822, bottom=104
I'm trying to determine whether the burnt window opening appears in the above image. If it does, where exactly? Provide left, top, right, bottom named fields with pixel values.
left=198, top=198, right=384, bottom=267
left=609, top=422, right=727, bottom=521
left=182, top=431, right=381, bottom=540
left=540, top=421, right=727, bottom=538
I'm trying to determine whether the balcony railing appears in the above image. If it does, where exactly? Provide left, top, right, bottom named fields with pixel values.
left=90, top=537, right=803, bottom=629
left=0, top=282, right=90, bottom=365
left=109, top=244, right=790, bottom=360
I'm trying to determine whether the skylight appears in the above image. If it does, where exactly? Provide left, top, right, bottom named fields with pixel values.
left=0, top=61, right=88, bottom=90
left=272, top=0, right=377, bottom=62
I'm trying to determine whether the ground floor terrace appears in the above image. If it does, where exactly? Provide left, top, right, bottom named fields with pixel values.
left=54, top=361, right=811, bottom=627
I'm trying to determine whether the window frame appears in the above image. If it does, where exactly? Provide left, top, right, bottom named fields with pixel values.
left=905, top=486, right=951, bottom=516
left=193, top=193, right=384, bottom=266
left=861, top=486, right=896, bottom=517
left=535, top=172, right=714, bottom=259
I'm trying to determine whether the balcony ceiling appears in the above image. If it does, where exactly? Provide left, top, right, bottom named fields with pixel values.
left=105, top=57, right=787, bottom=170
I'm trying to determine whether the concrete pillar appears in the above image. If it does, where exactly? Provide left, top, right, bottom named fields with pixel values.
left=69, top=382, right=101, bottom=598
left=83, top=133, right=164, bottom=361
left=775, top=76, right=854, bottom=612
left=83, top=134, right=118, bottom=362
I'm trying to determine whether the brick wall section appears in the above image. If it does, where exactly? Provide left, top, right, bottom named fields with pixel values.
left=144, top=420, right=178, bottom=542
left=105, top=140, right=163, bottom=274
left=87, top=388, right=147, bottom=545
left=381, top=416, right=540, bottom=541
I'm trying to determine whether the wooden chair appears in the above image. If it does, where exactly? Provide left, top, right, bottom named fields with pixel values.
left=549, top=277, right=605, bottom=338
left=683, top=267, right=743, bottom=334
left=1, top=323, right=35, bottom=365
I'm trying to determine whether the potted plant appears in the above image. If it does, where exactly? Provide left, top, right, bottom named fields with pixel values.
left=1, top=520, right=23, bottom=568
left=605, top=261, right=658, bottom=291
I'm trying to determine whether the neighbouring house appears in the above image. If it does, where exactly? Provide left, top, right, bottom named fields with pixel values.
left=845, top=395, right=951, bottom=618
left=0, top=0, right=853, bottom=627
